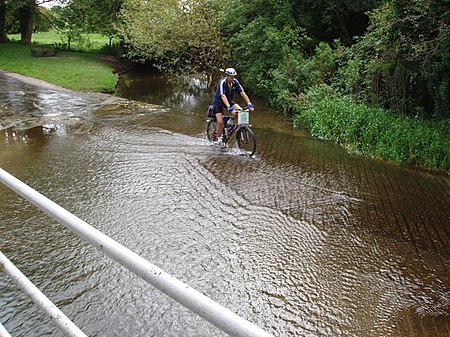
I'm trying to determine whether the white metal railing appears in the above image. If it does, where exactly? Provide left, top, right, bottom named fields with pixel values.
left=0, top=168, right=273, bottom=337
left=0, top=321, right=13, bottom=337
left=0, top=251, right=88, bottom=337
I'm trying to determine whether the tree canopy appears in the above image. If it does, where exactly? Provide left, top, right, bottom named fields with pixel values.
left=118, top=0, right=228, bottom=74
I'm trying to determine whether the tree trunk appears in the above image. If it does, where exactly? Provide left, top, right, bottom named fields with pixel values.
left=20, top=0, right=36, bottom=45
left=0, top=0, right=8, bottom=43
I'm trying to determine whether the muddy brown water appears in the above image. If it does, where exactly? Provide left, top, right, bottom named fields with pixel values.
left=0, top=69, right=449, bottom=337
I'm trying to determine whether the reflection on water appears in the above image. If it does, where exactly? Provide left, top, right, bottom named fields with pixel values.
left=0, top=70, right=449, bottom=337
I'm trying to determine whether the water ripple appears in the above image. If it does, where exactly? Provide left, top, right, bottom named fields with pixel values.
left=1, top=73, right=449, bottom=336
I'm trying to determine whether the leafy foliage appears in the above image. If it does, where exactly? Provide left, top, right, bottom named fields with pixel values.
left=293, top=85, right=449, bottom=170
left=340, top=0, right=450, bottom=118
left=35, top=6, right=55, bottom=32
left=63, top=0, right=121, bottom=37
left=220, top=0, right=448, bottom=119
left=220, top=0, right=312, bottom=100
left=118, top=0, right=228, bottom=74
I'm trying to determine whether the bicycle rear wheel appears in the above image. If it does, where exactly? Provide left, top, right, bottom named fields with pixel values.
left=236, top=127, right=256, bottom=157
left=206, top=120, right=217, bottom=142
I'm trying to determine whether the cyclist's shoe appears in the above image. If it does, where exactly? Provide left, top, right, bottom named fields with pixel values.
left=213, top=136, right=225, bottom=147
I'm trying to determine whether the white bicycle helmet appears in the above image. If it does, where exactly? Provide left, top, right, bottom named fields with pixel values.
left=225, top=67, right=237, bottom=76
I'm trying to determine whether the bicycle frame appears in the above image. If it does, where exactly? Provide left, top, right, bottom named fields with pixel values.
left=206, top=107, right=257, bottom=157
left=213, top=107, right=249, bottom=143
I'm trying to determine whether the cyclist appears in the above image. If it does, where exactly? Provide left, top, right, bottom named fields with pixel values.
left=211, top=67, right=254, bottom=145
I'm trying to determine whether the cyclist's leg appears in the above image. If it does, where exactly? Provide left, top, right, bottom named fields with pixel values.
left=231, top=101, right=241, bottom=119
left=215, top=112, right=224, bottom=140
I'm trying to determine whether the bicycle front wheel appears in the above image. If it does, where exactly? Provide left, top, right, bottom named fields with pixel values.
left=236, top=127, right=256, bottom=157
left=206, top=120, right=217, bottom=142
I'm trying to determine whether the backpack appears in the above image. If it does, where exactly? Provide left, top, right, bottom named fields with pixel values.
left=207, top=105, right=215, bottom=118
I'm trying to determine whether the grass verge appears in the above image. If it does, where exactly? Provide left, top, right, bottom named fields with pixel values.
left=291, top=85, right=449, bottom=172
left=0, top=42, right=117, bottom=92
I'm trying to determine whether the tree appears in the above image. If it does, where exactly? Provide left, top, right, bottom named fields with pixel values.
left=3, top=0, right=55, bottom=44
left=55, top=0, right=122, bottom=46
left=18, top=0, right=35, bottom=44
left=118, top=0, right=227, bottom=74
left=46, top=0, right=122, bottom=50
left=48, top=0, right=118, bottom=50
left=0, top=0, right=7, bottom=43
left=84, top=0, right=122, bottom=47
left=347, top=0, right=450, bottom=117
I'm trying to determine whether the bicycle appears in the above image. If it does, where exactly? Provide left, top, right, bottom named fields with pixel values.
left=205, top=106, right=257, bottom=157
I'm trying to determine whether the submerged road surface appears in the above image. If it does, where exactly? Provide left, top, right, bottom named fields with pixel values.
left=1, top=70, right=449, bottom=336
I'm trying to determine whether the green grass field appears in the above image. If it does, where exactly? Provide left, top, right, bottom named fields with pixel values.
left=0, top=32, right=118, bottom=92
left=8, top=31, right=120, bottom=53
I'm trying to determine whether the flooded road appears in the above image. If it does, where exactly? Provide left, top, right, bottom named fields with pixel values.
left=1, top=69, right=449, bottom=337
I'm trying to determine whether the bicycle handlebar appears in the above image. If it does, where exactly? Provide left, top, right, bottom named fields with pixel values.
left=234, top=106, right=252, bottom=112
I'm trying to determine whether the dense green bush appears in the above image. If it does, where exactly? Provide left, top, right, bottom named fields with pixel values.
left=338, top=0, right=450, bottom=118
left=292, top=85, right=449, bottom=171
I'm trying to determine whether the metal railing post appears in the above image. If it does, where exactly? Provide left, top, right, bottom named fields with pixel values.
left=0, top=168, right=273, bottom=337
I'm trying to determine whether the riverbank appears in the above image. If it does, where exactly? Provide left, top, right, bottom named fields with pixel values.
left=287, top=85, right=449, bottom=173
